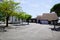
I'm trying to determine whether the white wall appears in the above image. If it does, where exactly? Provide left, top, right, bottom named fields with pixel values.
left=9, top=16, right=22, bottom=23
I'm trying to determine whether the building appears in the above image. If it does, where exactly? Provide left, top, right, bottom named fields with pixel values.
left=36, top=13, right=58, bottom=24
left=9, top=16, right=22, bottom=24
left=29, top=18, right=37, bottom=23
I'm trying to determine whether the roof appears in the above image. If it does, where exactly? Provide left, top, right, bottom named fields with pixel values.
left=37, top=13, right=58, bottom=21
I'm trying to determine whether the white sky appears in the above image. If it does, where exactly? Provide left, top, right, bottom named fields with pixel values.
left=15, top=0, right=60, bottom=18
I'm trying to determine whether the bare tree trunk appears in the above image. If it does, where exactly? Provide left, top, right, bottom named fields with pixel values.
left=6, top=16, right=9, bottom=27
left=53, top=20, right=57, bottom=30
left=27, top=19, right=29, bottom=25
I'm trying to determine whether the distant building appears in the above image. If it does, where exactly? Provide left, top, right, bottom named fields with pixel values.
left=9, top=16, right=22, bottom=23
left=36, top=13, right=58, bottom=24
left=29, top=18, right=37, bottom=23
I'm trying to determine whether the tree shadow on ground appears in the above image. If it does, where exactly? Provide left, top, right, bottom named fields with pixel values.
left=50, top=23, right=60, bottom=31
left=50, top=27, right=60, bottom=31
left=0, top=25, right=7, bottom=32
left=12, top=24, right=29, bottom=26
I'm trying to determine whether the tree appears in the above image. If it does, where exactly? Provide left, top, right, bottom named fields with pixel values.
left=50, top=3, right=60, bottom=30
left=0, top=12, right=5, bottom=21
left=14, top=12, right=25, bottom=24
left=25, top=14, right=32, bottom=24
left=15, top=12, right=32, bottom=24
left=50, top=3, right=60, bottom=16
left=0, top=0, right=21, bottom=27
left=18, top=12, right=26, bottom=24
left=19, top=12, right=32, bottom=24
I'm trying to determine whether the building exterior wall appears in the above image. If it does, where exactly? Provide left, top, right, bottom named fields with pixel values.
left=9, top=16, right=22, bottom=23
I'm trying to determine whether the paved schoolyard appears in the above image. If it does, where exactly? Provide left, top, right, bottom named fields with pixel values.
left=0, top=23, right=60, bottom=40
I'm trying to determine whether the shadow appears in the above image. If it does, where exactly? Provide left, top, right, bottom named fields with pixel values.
left=50, top=28, right=58, bottom=31
left=56, top=23, right=60, bottom=26
left=0, top=25, right=7, bottom=32
left=49, top=23, right=60, bottom=31
left=12, top=24, right=29, bottom=26
left=36, top=22, right=49, bottom=25
left=0, top=25, right=6, bottom=29
left=50, top=27, right=60, bottom=31
left=49, top=24, right=60, bottom=31
left=56, top=27, right=60, bottom=31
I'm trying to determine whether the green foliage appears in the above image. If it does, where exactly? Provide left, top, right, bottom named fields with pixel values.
left=0, top=0, right=20, bottom=16
left=18, top=12, right=26, bottom=19
left=50, top=3, right=60, bottom=16
left=0, top=12, right=5, bottom=21
left=0, top=0, right=21, bottom=27
left=25, top=14, right=32, bottom=20
left=15, top=12, right=32, bottom=20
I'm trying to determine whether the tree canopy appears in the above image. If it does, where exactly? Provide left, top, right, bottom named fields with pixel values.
left=0, top=0, right=21, bottom=27
left=50, top=3, right=60, bottom=16
left=0, top=0, right=32, bottom=26
left=15, top=12, right=32, bottom=20
left=0, top=0, right=20, bottom=16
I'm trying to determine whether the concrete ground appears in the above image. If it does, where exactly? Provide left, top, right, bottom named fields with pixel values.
left=0, top=23, right=60, bottom=40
